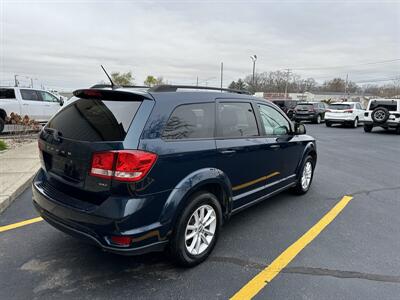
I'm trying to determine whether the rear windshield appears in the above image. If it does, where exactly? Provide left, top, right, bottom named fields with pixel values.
left=47, top=99, right=141, bottom=141
left=0, top=88, right=16, bottom=99
left=328, top=104, right=353, bottom=110
left=369, top=100, right=398, bottom=111
left=295, top=104, right=314, bottom=109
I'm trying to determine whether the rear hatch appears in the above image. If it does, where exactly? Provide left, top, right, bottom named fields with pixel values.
left=326, top=103, right=354, bottom=117
left=38, top=89, right=151, bottom=204
left=295, top=103, right=315, bottom=114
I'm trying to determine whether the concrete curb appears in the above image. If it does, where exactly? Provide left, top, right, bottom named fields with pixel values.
left=0, top=173, right=35, bottom=214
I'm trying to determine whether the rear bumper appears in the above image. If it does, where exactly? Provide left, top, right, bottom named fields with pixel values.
left=32, top=170, right=170, bottom=255
left=364, top=120, right=400, bottom=128
left=294, top=114, right=317, bottom=121
left=325, top=118, right=354, bottom=124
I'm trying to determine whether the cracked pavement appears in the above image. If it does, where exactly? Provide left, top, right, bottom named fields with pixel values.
left=1, top=124, right=399, bottom=299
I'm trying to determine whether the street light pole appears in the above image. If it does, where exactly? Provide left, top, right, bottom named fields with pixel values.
left=250, top=55, right=257, bottom=86
left=220, top=62, right=223, bottom=91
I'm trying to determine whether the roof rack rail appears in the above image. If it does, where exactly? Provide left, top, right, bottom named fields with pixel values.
left=148, top=85, right=251, bottom=95
left=90, top=84, right=150, bottom=89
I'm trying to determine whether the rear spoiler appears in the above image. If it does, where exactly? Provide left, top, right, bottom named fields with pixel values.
left=73, top=89, right=153, bottom=101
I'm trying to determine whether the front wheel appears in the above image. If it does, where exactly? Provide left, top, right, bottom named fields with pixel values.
left=0, top=118, right=4, bottom=133
left=292, top=156, right=315, bottom=195
left=315, top=115, right=321, bottom=124
left=169, top=191, right=222, bottom=267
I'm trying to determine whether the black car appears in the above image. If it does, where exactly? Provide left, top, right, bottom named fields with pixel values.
left=32, top=85, right=317, bottom=267
left=271, top=99, right=299, bottom=120
left=293, top=102, right=327, bottom=124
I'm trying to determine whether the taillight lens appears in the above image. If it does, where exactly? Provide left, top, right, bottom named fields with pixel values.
left=344, top=109, right=353, bottom=113
left=90, top=150, right=157, bottom=182
left=114, top=151, right=157, bottom=181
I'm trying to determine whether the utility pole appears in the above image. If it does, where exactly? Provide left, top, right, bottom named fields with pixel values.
left=220, top=62, right=223, bottom=91
left=344, top=73, right=348, bottom=101
left=284, top=69, right=291, bottom=99
left=196, top=76, right=199, bottom=86
left=30, top=78, right=34, bottom=88
left=14, top=75, right=18, bottom=87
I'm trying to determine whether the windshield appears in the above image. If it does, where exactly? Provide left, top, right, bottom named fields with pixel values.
left=328, top=104, right=353, bottom=110
left=295, top=104, right=314, bottom=110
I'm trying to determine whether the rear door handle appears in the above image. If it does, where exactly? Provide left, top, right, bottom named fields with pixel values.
left=219, top=149, right=236, bottom=155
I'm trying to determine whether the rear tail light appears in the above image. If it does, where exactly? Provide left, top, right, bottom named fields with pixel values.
left=90, top=150, right=157, bottom=182
left=344, top=109, right=353, bottom=113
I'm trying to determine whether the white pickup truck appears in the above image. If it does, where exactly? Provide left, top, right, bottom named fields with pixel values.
left=0, top=87, right=64, bottom=133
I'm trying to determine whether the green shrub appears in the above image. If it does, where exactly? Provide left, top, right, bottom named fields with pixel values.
left=0, top=140, right=7, bottom=151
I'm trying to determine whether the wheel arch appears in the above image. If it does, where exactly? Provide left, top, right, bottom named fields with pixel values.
left=160, top=168, right=233, bottom=228
left=295, top=142, right=317, bottom=177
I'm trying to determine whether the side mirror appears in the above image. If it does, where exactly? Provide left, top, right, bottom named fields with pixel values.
left=59, top=97, right=64, bottom=106
left=294, top=122, right=306, bottom=135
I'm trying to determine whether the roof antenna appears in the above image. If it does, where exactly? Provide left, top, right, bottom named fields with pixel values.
left=101, top=65, right=118, bottom=89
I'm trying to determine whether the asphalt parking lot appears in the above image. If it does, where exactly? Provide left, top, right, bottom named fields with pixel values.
left=1, top=124, right=399, bottom=300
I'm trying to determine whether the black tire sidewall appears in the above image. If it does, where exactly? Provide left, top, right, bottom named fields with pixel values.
left=170, top=191, right=222, bottom=267
left=0, top=118, right=4, bottom=133
left=297, top=156, right=315, bottom=193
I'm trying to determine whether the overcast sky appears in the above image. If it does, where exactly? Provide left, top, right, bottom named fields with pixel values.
left=1, top=0, right=399, bottom=90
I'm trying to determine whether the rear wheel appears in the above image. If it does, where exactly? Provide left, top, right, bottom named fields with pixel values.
left=0, top=118, right=4, bottom=134
left=169, top=191, right=222, bottom=267
left=353, top=118, right=358, bottom=128
left=325, top=121, right=332, bottom=127
left=315, top=115, right=321, bottom=124
left=364, top=124, right=373, bottom=132
left=292, top=155, right=314, bottom=195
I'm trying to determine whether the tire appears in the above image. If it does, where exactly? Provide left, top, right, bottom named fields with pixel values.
left=314, top=115, right=321, bottom=124
left=371, top=107, right=389, bottom=124
left=353, top=118, right=358, bottom=128
left=325, top=121, right=332, bottom=127
left=364, top=124, right=373, bottom=132
left=0, top=118, right=4, bottom=134
left=292, top=155, right=315, bottom=195
left=169, top=191, right=222, bottom=267
left=396, top=127, right=400, bottom=135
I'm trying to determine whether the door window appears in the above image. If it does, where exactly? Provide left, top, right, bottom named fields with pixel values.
left=217, top=102, right=259, bottom=138
left=356, top=103, right=362, bottom=109
left=40, top=91, right=59, bottom=102
left=258, top=104, right=291, bottom=135
left=0, top=88, right=16, bottom=99
left=162, top=103, right=215, bottom=140
left=20, top=89, right=41, bottom=101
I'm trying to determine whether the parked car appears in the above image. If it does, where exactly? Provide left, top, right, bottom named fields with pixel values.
left=271, top=99, right=299, bottom=120
left=32, top=85, right=317, bottom=267
left=0, top=87, right=64, bottom=133
left=293, top=102, right=327, bottom=124
left=363, top=99, right=400, bottom=133
left=325, top=102, right=365, bottom=128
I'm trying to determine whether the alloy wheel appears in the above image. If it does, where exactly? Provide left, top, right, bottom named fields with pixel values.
left=185, top=204, right=217, bottom=256
left=301, top=161, right=313, bottom=190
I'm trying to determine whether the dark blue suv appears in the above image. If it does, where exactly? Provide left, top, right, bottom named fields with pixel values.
left=32, top=85, right=317, bottom=266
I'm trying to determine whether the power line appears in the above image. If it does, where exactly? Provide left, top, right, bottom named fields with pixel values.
left=288, top=58, right=400, bottom=71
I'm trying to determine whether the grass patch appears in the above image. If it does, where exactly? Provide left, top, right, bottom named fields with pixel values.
left=0, top=139, right=7, bottom=151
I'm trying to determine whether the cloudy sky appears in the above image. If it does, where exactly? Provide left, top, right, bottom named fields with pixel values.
left=1, top=0, right=399, bottom=90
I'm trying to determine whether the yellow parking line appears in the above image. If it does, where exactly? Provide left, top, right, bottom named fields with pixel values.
left=230, top=195, right=354, bottom=300
left=0, top=217, right=43, bottom=233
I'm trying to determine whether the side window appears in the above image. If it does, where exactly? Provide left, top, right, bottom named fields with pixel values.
left=20, top=89, right=41, bottom=101
left=356, top=103, right=362, bottom=109
left=40, top=91, right=59, bottom=102
left=0, top=88, right=16, bottom=99
left=162, top=103, right=215, bottom=140
left=258, top=104, right=291, bottom=135
left=217, top=102, right=259, bottom=138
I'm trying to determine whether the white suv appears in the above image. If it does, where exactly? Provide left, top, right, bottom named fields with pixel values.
left=0, top=87, right=64, bottom=133
left=363, top=99, right=400, bottom=133
left=325, top=102, right=365, bottom=128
